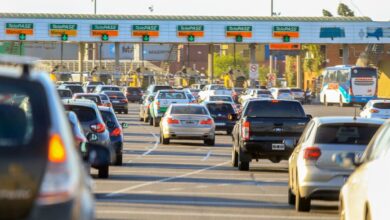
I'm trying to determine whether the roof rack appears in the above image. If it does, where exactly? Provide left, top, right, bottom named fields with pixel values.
left=0, top=55, right=39, bottom=78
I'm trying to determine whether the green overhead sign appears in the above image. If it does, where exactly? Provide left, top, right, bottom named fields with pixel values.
left=92, top=24, right=119, bottom=30
left=133, top=25, right=159, bottom=31
left=273, top=26, right=299, bottom=32
left=50, top=24, right=77, bottom=30
left=226, top=26, right=252, bottom=32
left=6, top=23, right=33, bottom=29
left=177, top=25, right=204, bottom=31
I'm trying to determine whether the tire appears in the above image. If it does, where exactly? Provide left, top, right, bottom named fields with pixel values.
left=288, top=188, right=296, bottom=205
left=295, top=182, right=311, bottom=212
left=153, top=117, right=159, bottom=127
left=231, top=143, right=238, bottom=167
left=227, top=129, right=232, bottom=135
left=204, top=138, right=215, bottom=146
left=324, top=96, right=329, bottom=107
left=238, top=149, right=249, bottom=171
left=98, top=166, right=109, bottom=179
left=160, top=131, right=170, bottom=145
left=149, top=116, right=153, bottom=126
left=339, top=96, right=344, bottom=107
left=114, top=154, right=123, bottom=166
left=143, top=114, right=149, bottom=123
left=139, top=115, right=144, bottom=121
left=124, top=110, right=128, bottom=114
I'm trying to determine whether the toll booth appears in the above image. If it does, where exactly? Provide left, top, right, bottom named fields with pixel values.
left=57, top=72, right=72, bottom=82
left=92, top=72, right=112, bottom=85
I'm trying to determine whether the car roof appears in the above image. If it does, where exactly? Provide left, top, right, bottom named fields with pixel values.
left=209, top=95, right=231, bottom=97
left=315, top=116, right=385, bottom=125
left=97, top=106, right=113, bottom=112
left=171, top=103, right=205, bottom=107
left=158, top=89, right=185, bottom=92
left=74, top=93, right=100, bottom=96
left=62, top=99, right=98, bottom=108
left=369, top=99, right=390, bottom=104
left=203, top=101, right=233, bottom=105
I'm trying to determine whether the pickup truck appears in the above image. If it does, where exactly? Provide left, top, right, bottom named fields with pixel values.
left=149, top=90, right=191, bottom=127
left=231, top=100, right=311, bottom=171
left=198, top=84, right=232, bottom=101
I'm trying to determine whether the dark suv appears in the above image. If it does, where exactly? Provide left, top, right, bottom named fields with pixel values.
left=0, top=55, right=94, bottom=220
left=204, top=101, right=237, bottom=134
left=102, top=91, right=128, bottom=114
left=122, top=87, right=143, bottom=102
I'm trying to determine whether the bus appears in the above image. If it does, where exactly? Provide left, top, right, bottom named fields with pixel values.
left=320, top=65, right=378, bottom=107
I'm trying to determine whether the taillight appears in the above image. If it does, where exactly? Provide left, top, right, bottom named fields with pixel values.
left=167, top=117, right=180, bottom=124
left=110, top=127, right=122, bottom=136
left=304, top=147, right=321, bottom=160
left=120, top=99, right=128, bottom=103
left=370, top=109, right=379, bottom=113
left=90, top=123, right=105, bottom=133
left=242, top=121, right=250, bottom=141
left=200, top=118, right=213, bottom=125
left=349, top=87, right=353, bottom=96
left=37, top=134, right=76, bottom=205
left=156, top=101, right=160, bottom=109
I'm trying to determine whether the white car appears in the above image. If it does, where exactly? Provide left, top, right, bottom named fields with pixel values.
left=198, top=84, right=231, bottom=101
left=270, top=88, right=294, bottom=100
left=338, top=119, right=390, bottom=220
left=360, top=99, right=390, bottom=119
left=240, top=89, right=272, bottom=103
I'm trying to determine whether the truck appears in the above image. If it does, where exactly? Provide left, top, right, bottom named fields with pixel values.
left=231, top=100, right=311, bottom=171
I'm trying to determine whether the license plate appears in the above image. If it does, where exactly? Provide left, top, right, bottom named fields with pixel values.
left=272, top=144, right=285, bottom=151
left=185, top=120, right=196, bottom=125
left=112, top=100, right=120, bottom=103
left=215, top=122, right=226, bottom=126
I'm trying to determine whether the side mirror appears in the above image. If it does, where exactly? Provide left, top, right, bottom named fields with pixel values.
left=306, top=114, right=313, bottom=119
left=121, top=122, right=128, bottom=129
left=332, top=152, right=361, bottom=169
left=86, top=133, right=98, bottom=142
left=106, top=121, right=116, bottom=129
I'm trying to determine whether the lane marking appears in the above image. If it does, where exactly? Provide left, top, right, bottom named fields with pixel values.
left=201, top=150, right=212, bottom=161
left=105, top=161, right=229, bottom=197
left=96, top=210, right=337, bottom=219
left=101, top=191, right=286, bottom=197
left=127, top=132, right=159, bottom=163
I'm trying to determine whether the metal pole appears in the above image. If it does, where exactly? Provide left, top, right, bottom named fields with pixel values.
left=94, top=0, right=97, bottom=14
left=141, top=42, right=144, bottom=68
left=271, top=0, right=274, bottom=16
left=99, top=43, right=102, bottom=71
left=19, top=41, right=22, bottom=56
left=60, top=42, right=64, bottom=71
left=187, top=42, right=190, bottom=68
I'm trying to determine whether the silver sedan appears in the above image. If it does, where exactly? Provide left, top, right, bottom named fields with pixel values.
left=160, top=104, right=215, bottom=146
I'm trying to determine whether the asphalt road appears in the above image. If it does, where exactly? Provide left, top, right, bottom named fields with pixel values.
left=93, top=103, right=358, bottom=220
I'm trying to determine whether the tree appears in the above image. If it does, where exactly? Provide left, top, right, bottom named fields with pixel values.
left=302, top=45, right=324, bottom=75
left=213, top=54, right=247, bottom=79
left=322, top=9, right=333, bottom=17
left=337, top=3, right=355, bottom=17
left=285, top=56, right=296, bottom=87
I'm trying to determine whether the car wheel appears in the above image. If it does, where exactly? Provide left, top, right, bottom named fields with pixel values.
left=149, top=116, right=153, bottom=126
left=153, top=118, right=159, bottom=127
left=204, top=138, right=215, bottom=146
left=143, top=114, right=149, bottom=123
left=237, top=149, right=249, bottom=171
left=295, top=181, right=311, bottom=212
left=114, top=154, right=123, bottom=166
left=98, top=166, right=109, bottom=179
left=125, top=110, right=128, bottom=114
left=231, top=143, right=238, bottom=167
left=227, top=129, right=232, bottom=135
left=160, top=132, right=170, bottom=145
left=288, top=188, right=296, bottom=205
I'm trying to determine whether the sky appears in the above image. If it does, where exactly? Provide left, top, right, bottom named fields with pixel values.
left=0, top=0, right=388, bottom=21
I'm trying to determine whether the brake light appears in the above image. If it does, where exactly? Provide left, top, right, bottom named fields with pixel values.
left=200, top=118, right=213, bottom=125
left=110, top=127, right=122, bottom=136
left=105, top=103, right=112, bottom=107
left=48, top=134, right=66, bottom=163
left=271, top=100, right=279, bottom=103
left=349, top=87, right=354, bottom=96
left=156, top=101, right=160, bottom=110
left=167, top=117, right=180, bottom=124
left=120, top=99, right=128, bottom=103
left=90, top=123, right=105, bottom=133
left=370, top=109, right=379, bottom=113
left=304, top=147, right=321, bottom=160
left=242, top=121, right=250, bottom=141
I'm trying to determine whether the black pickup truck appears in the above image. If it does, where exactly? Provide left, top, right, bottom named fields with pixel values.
left=231, top=100, right=311, bottom=171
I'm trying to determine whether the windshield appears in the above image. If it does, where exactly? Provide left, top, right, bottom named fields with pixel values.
left=373, top=102, right=390, bottom=109
left=153, top=86, right=172, bottom=92
left=244, top=101, right=305, bottom=118
left=351, top=67, right=377, bottom=78
left=206, top=103, right=235, bottom=116
left=278, top=89, right=291, bottom=94
left=290, top=89, right=303, bottom=92
left=209, top=96, right=233, bottom=102
left=210, top=85, right=226, bottom=90
left=315, top=123, right=380, bottom=145
left=158, top=92, right=186, bottom=99
left=171, top=106, right=209, bottom=115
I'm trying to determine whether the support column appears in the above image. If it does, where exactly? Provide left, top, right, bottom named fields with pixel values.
left=133, top=44, right=142, bottom=62
left=78, top=42, right=85, bottom=82
left=269, top=55, right=273, bottom=75
left=115, top=42, right=120, bottom=84
left=249, top=43, right=256, bottom=64
left=208, top=44, right=214, bottom=83
left=342, top=44, right=349, bottom=65
left=296, top=55, right=302, bottom=88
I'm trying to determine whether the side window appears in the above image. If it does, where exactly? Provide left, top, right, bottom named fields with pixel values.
left=365, top=125, right=390, bottom=162
left=297, top=121, right=315, bottom=145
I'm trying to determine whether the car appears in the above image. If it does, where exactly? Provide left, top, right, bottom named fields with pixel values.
left=149, top=90, right=191, bottom=127
left=145, top=84, right=172, bottom=96
left=139, top=94, right=155, bottom=123
left=270, top=88, right=294, bottom=100
left=0, top=55, right=94, bottom=220
left=159, top=104, right=215, bottom=145
left=122, top=87, right=143, bottom=102
left=290, top=88, right=305, bottom=103
left=232, top=100, right=311, bottom=171
left=203, top=95, right=234, bottom=103
left=58, top=84, right=84, bottom=94
left=360, top=99, right=390, bottom=119
left=57, top=88, right=73, bottom=99
left=288, top=117, right=383, bottom=212
left=63, top=99, right=113, bottom=178
left=99, top=106, right=128, bottom=166
left=189, top=88, right=201, bottom=100
left=338, top=119, right=390, bottom=220
left=232, top=87, right=244, bottom=103
left=239, top=89, right=272, bottom=104
left=85, top=85, right=97, bottom=93
left=83, top=81, right=104, bottom=87
left=98, top=93, right=112, bottom=108
left=204, top=101, right=237, bottom=135
left=73, top=93, right=103, bottom=106
left=198, top=84, right=231, bottom=101
left=94, top=85, right=121, bottom=93
left=102, top=91, right=128, bottom=114
left=66, top=111, right=88, bottom=161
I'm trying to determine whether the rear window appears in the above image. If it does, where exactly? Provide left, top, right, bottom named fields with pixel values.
left=99, top=94, right=109, bottom=101
left=66, top=85, right=84, bottom=94
left=209, top=96, right=233, bottom=102
left=100, top=110, right=118, bottom=126
left=102, top=87, right=120, bottom=91
left=158, top=92, right=186, bottom=99
left=315, top=123, right=380, bottom=145
left=210, top=85, right=226, bottom=90
left=58, top=89, right=72, bottom=98
left=153, top=86, right=172, bottom=92
left=64, top=105, right=97, bottom=122
left=206, top=103, right=235, bottom=115
left=127, top=87, right=141, bottom=92
left=373, top=102, right=390, bottom=109
left=279, top=89, right=291, bottom=93
left=244, top=101, right=305, bottom=118
left=291, top=89, right=303, bottom=92
left=171, top=106, right=209, bottom=115
left=75, top=95, right=101, bottom=104
left=257, top=90, right=271, bottom=95
left=0, top=80, right=49, bottom=146
left=104, top=92, right=125, bottom=98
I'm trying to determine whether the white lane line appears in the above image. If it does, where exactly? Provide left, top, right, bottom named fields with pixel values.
left=105, top=161, right=229, bottom=197
left=201, top=150, right=212, bottom=161
left=105, top=191, right=286, bottom=197
left=97, top=210, right=337, bottom=220
left=165, top=187, right=183, bottom=191
left=127, top=132, right=159, bottom=163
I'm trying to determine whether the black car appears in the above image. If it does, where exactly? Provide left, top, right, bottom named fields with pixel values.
left=102, top=91, right=128, bottom=114
left=99, top=106, right=128, bottom=165
left=122, top=87, right=143, bottom=102
left=0, top=56, right=94, bottom=220
left=58, top=84, right=84, bottom=94
left=204, top=101, right=237, bottom=134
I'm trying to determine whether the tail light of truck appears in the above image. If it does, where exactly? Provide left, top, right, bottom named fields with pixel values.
left=242, top=121, right=250, bottom=141
left=370, top=109, right=379, bottom=113
left=167, top=117, right=180, bottom=124
left=37, top=134, right=77, bottom=205
left=303, top=147, right=322, bottom=160
left=90, top=123, right=106, bottom=133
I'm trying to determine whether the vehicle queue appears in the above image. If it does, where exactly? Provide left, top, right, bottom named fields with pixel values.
left=1, top=56, right=389, bottom=220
